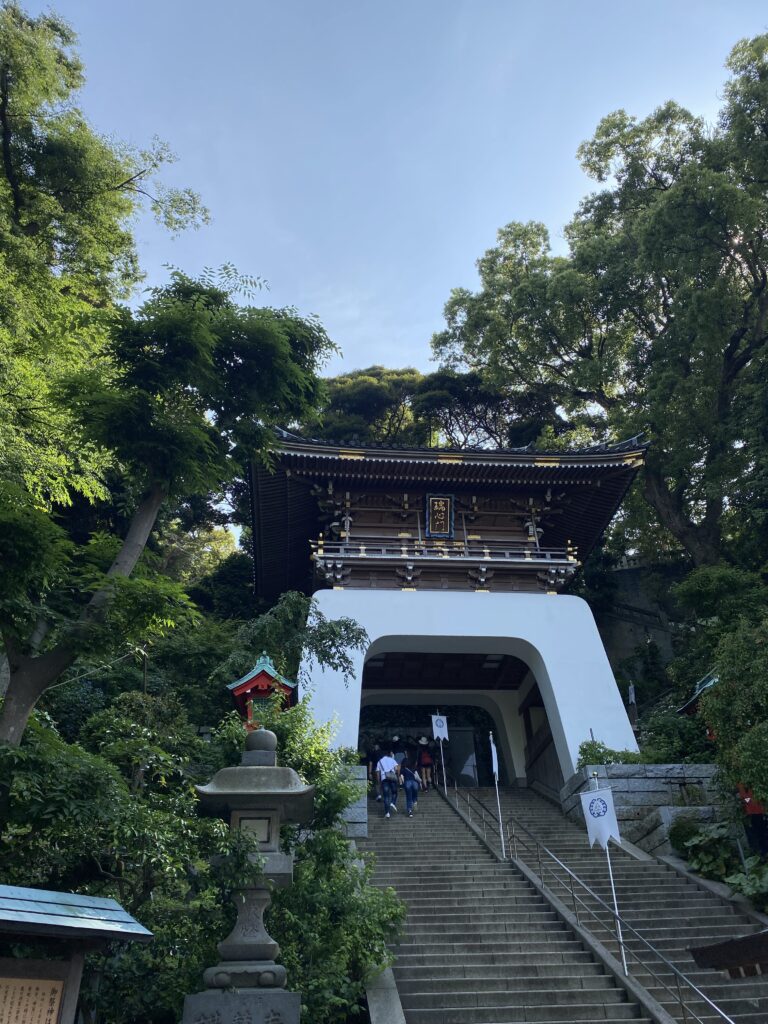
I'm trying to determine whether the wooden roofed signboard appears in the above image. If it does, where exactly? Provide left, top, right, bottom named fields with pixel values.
left=250, top=432, right=646, bottom=599
left=0, top=885, right=152, bottom=1024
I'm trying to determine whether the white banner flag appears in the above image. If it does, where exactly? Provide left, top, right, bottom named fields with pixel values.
left=489, top=731, right=499, bottom=780
left=580, top=788, right=621, bottom=849
left=431, top=714, right=448, bottom=741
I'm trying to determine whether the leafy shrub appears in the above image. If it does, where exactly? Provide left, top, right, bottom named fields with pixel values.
left=683, top=823, right=741, bottom=881
left=638, top=708, right=713, bottom=765
left=576, top=739, right=643, bottom=769
left=726, top=857, right=768, bottom=912
left=1, top=696, right=403, bottom=1024
left=667, top=814, right=703, bottom=856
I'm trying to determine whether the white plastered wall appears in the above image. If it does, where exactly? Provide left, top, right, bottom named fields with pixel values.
left=301, top=590, right=638, bottom=781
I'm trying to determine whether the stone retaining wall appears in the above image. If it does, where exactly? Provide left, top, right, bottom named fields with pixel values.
left=343, top=765, right=368, bottom=838
left=560, top=763, right=718, bottom=854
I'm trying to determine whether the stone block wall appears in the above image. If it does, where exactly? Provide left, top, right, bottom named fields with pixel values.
left=342, top=765, right=368, bottom=839
left=561, top=763, right=718, bottom=854
left=628, top=805, right=715, bottom=856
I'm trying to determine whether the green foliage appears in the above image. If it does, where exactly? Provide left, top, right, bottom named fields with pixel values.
left=252, top=696, right=405, bottom=1023
left=1, top=685, right=403, bottom=1024
left=187, top=551, right=255, bottom=620
left=667, top=814, right=704, bottom=856
left=700, top=616, right=768, bottom=802
left=305, top=365, right=428, bottom=446
left=576, top=739, right=642, bottom=769
left=304, top=363, right=575, bottom=451
left=0, top=3, right=207, bottom=509
left=210, top=590, right=369, bottom=692
left=63, top=278, right=334, bottom=499
left=154, top=522, right=237, bottom=585
left=431, top=38, right=768, bottom=569
left=637, top=707, right=712, bottom=765
left=683, top=823, right=741, bottom=881
left=725, top=857, right=768, bottom=912
left=270, top=827, right=404, bottom=1024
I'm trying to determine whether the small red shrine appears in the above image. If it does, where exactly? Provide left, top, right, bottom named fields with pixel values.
left=226, top=652, right=296, bottom=728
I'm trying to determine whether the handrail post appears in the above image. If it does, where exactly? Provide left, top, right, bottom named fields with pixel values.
left=569, top=873, right=578, bottom=923
left=676, top=971, right=688, bottom=1023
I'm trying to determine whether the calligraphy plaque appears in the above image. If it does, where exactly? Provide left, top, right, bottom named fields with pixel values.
left=238, top=816, right=271, bottom=843
left=425, top=495, right=454, bottom=539
left=0, top=977, right=63, bottom=1024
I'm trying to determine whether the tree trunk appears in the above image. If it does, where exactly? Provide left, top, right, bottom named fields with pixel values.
left=0, top=646, right=76, bottom=745
left=0, top=482, right=169, bottom=747
left=642, top=464, right=723, bottom=568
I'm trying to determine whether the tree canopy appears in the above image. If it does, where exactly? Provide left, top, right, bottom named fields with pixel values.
left=432, top=36, right=768, bottom=569
left=0, top=2, right=208, bottom=509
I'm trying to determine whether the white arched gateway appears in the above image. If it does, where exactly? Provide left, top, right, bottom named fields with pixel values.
left=251, top=433, right=644, bottom=797
left=306, top=589, right=636, bottom=786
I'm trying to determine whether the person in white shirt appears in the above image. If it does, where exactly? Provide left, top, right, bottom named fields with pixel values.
left=376, top=750, right=400, bottom=818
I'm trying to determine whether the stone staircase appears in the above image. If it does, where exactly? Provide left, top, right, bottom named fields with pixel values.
left=358, top=790, right=652, bottom=1024
left=471, top=786, right=768, bottom=1023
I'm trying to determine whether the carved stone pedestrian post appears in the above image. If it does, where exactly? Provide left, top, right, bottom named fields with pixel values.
left=182, top=728, right=314, bottom=1024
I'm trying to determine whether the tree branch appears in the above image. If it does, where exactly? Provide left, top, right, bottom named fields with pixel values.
left=0, top=64, right=23, bottom=229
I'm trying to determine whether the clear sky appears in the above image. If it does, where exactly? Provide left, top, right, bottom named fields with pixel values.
left=28, top=1, right=768, bottom=375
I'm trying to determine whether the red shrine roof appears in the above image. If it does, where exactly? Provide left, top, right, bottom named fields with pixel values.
left=227, top=653, right=296, bottom=717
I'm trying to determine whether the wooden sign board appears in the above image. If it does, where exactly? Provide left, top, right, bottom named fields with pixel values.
left=0, top=977, right=63, bottom=1024
left=425, top=494, right=454, bottom=539
left=0, top=959, right=76, bottom=1024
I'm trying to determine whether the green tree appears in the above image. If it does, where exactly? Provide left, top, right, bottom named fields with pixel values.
left=700, top=616, right=768, bottom=802
left=432, top=35, right=768, bottom=568
left=0, top=692, right=403, bottom=1024
left=0, top=702, right=261, bottom=1024
left=209, top=590, right=369, bottom=694
left=305, top=365, right=429, bottom=445
left=0, top=278, right=335, bottom=744
left=0, top=2, right=207, bottom=508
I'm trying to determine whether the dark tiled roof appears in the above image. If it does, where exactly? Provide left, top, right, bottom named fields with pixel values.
left=274, top=427, right=647, bottom=457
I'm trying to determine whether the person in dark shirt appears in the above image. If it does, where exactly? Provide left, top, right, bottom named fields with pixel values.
left=367, top=744, right=383, bottom=801
left=400, top=758, right=421, bottom=817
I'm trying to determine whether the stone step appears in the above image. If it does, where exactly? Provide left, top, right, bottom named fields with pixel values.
left=401, top=986, right=630, bottom=1009
left=401, top=1001, right=643, bottom=1023
left=393, top=939, right=590, bottom=955
left=395, top=969, right=612, bottom=992
left=405, top=910, right=563, bottom=925
left=393, top=961, right=607, bottom=983
left=391, top=949, right=596, bottom=968
left=400, top=924, right=568, bottom=942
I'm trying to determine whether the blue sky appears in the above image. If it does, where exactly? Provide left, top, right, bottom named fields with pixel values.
left=30, top=1, right=768, bottom=375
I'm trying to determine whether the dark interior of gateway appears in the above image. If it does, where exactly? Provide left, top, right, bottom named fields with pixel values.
left=358, top=704, right=504, bottom=787
left=358, top=649, right=562, bottom=791
left=358, top=651, right=521, bottom=786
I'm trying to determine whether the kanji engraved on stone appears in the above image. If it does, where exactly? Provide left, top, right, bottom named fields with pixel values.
left=265, top=1012, right=284, bottom=1024
left=232, top=1009, right=252, bottom=1024
left=193, top=1012, right=222, bottom=1024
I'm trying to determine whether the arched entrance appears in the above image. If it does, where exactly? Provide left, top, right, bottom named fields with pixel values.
left=302, top=589, right=638, bottom=791
left=359, top=702, right=504, bottom=786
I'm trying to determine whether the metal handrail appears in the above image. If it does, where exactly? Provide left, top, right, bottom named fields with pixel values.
left=446, top=782, right=734, bottom=1024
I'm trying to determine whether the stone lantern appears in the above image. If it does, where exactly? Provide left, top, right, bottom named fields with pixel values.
left=182, top=728, right=314, bottom=1024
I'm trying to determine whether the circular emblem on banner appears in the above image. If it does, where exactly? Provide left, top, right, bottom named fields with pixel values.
left=435, top=718, right=444, bottom=729
left=589, top=797, right=608, bottom=818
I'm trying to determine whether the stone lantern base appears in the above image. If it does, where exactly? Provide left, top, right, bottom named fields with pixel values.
left=182, top=987, right=300, bottom=1024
